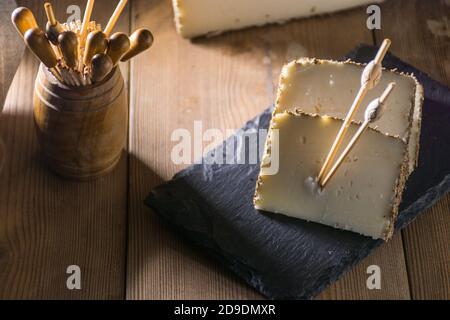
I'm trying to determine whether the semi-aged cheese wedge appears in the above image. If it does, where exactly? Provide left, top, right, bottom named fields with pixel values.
left=172, top=0, right=383, bottom=38
left=254, top=59, right=423, bottom=240
left=276, top=58, right=423, bottom=173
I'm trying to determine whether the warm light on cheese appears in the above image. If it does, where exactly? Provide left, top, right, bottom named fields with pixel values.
left=275, top=58, right=423, bottom=173
left=254, top=59, right=423, bottom=240
left=255, top=111, right=409, bottom=240
left=172, top=0, right=384, bottom=38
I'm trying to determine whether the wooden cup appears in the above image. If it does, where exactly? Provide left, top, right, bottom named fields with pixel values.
left=33, top=65, right=128, bottom=180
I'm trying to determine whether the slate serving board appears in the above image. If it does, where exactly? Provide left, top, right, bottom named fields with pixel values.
left=145, top=45, right=450, bottom=300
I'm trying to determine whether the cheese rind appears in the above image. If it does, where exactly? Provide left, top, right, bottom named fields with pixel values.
left=254, top=111, right=410, bottom=240
left=172, top=0, right=384, bottom=38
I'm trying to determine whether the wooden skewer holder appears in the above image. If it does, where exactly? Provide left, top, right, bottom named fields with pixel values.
left=33, top=65, right=128, bottom=180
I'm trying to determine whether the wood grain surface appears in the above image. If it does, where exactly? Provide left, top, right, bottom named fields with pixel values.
left=0, top=0, right=447, bottom=300
left=126, top=0, right=410, bottom=300
left=126, top=0, right=268, bottom=300
left=375, top=0, right=450, bottom=300
left=0, top=0, right=25, bottom=111
left=0, top=0, right=130, bottom=299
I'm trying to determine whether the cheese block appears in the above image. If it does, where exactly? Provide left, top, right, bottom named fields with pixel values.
left=172, top=0, right=384, bottom=38
left=254, top=111, right=409, bottom=240
left=276, top=58, right=423, bottom=174
left=254, top=59, right=423, bottom=240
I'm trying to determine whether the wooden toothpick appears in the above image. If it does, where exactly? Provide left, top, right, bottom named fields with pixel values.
left=374, top=39, right=391, bottom=65
left=43, top=3, right=64, bottom=61
left=80, top=0, right=95, bottom=45
left=79, top=0, right=95, bottom=72
left=316, top=39, right=392, bottom=186
left=104, top=0, right=128, bottom=37
left=320, top=82, right=396, bottom=189
left=50, top=68, right=64, bottom=83
left=44, top=2, right=57, bottom=26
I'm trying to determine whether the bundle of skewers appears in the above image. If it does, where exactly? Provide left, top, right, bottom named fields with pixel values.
left=11, top=0, right=153, bottom=87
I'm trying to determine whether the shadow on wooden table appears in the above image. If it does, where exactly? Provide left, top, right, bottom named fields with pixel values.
left=190, top=6, right=369, bottom=62
left=127, top=151, right=265, bottom=299
left=0, top=109, right=130, bottom=299
left=0, top=108, right=260, bottom=299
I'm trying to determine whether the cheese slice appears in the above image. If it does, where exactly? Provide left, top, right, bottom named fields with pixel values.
left=276, top=58, right=423, bottom=173
left=254, top=111, right=409, bottom=240
left=172, top=0, right=384, bottom=38
left=254, top=59, right=423, bottom=240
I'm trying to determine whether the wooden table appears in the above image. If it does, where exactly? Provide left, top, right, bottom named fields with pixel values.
left=0, top=0, right=448, bottom=300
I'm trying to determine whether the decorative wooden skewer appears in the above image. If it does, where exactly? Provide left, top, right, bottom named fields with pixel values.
left=79, top=0, right=95, bottom=72
left=317, top=39, right=391, bottom=187
left=69, top=69, right=81, bottom=87
left=11, top=7, right=38, bottom=37
left=44, top=2, right=64, bottom=62
left=320, top=82, right=396, bottom=189
left=44, top=2, right=64, bottom=45
left=80, top=0, right=95, bottom=46
left=61, top=67, right=75, bottom=86
left=91, top=53, right=113, bottom=83
left=59, top=31, right=79, bottom=69
left=121, top=28, right=154, bottom=62
left=24, top=27, right=63, bottom=83
left=12, top=2, right=154, bottom=87
left=106, top=32, right=131, bottom=66
left=104, top=0, right=128, bottom=37
left=83, top=30, right=108, bottom=69
left=44, top=2, right=76, bottom=85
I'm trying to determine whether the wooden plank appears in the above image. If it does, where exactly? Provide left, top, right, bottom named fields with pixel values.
left=126, top=0, right=268, bottom=300
left=376, top=0, right=450, bottom=300
left=0, top=0, right=25, bottom=112
left=126, top=1, right=410, bottom=299
left=319, top=235, right=410, bottom=300
left=0, top=0, right=130, bottom=299
left=263, top=7, right=410, bottom=301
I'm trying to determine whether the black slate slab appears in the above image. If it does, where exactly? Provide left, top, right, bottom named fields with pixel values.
left=145, top=45, right=450, bottom=300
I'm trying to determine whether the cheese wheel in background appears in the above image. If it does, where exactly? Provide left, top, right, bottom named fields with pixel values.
left=172, top=0, right=384, bottom=38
